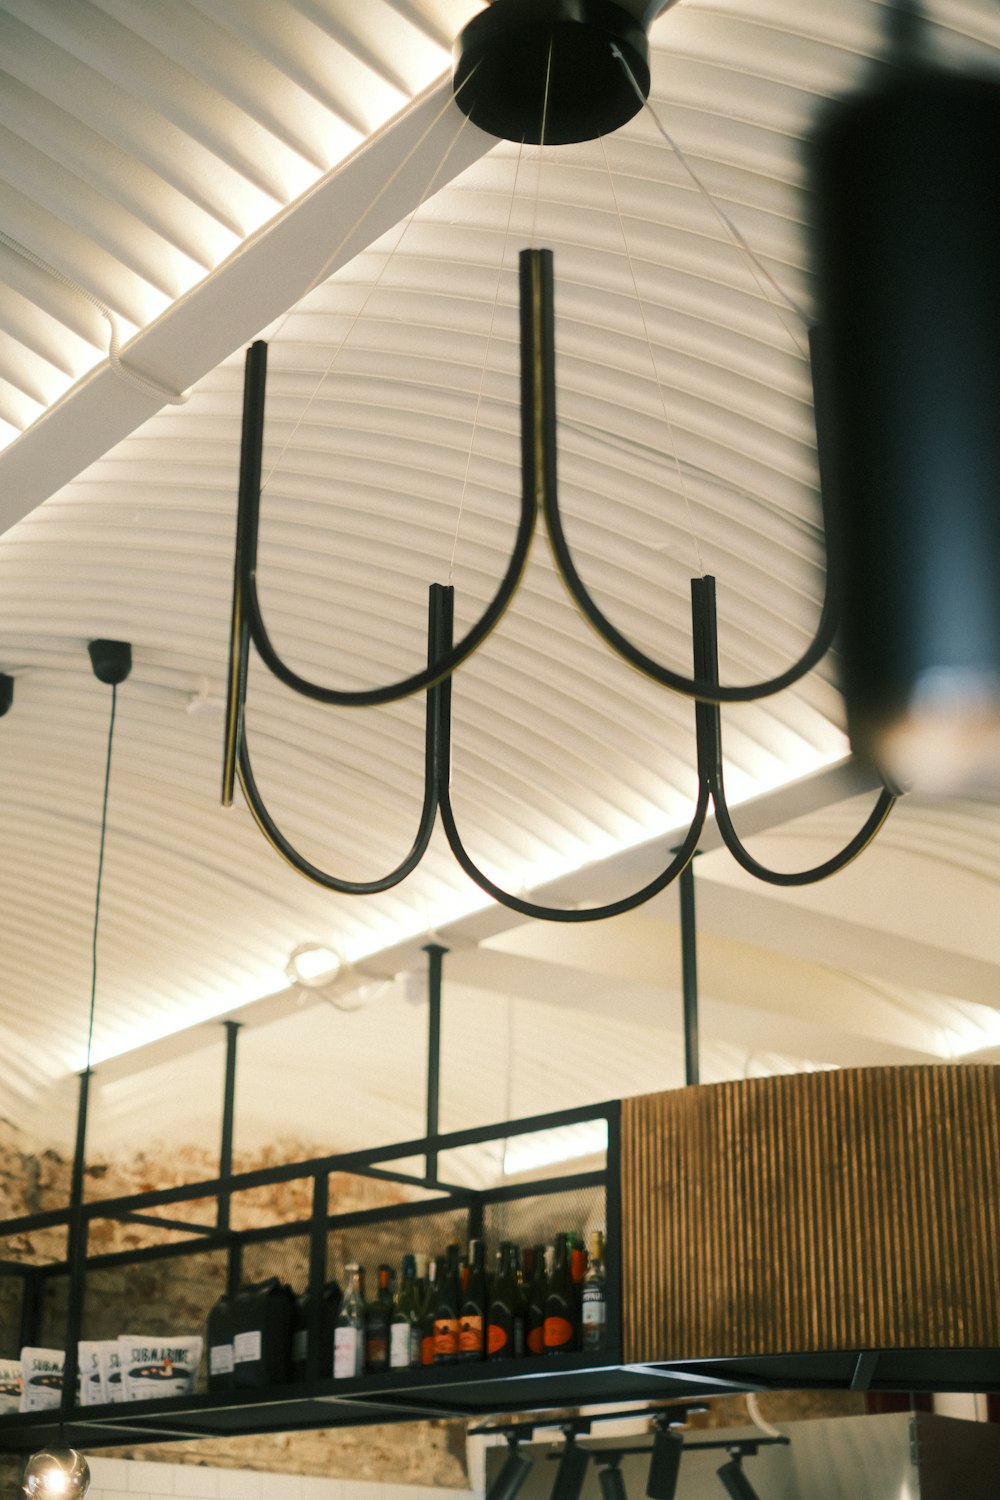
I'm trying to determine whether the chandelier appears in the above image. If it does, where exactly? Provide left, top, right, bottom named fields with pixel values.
left=221, top=0, right=904, bottom=922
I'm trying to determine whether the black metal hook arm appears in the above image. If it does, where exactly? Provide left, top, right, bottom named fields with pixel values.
left=230, top=340, right=538, bottom=715
left=432, top=577, right=710, bottom=921
left=533, top=235, right=837, bottom=704
left=232, top=589, right=447, bottom=895
left=691, top=574, right=897, bottom=886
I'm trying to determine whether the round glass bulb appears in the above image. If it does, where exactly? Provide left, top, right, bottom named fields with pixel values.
left=21, top=1450, right=91, bottom=1500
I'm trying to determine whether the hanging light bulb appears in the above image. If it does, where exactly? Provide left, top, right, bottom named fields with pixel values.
left=21, top=1450, right=91, bottom=1500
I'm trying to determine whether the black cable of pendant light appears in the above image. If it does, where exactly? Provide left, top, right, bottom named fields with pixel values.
left=27, top=642, right=132, bottom=1500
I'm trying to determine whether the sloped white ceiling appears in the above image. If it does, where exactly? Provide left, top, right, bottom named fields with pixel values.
left=1, top=0, right=1000, bottom=1165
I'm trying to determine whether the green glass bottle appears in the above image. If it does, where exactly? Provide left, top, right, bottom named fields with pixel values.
left=543, top=1233, right=577, bottom=1354
left=487, top=1242, right=518, bottom=1360
left=433, top=1243, right=461, bottom=1363
left=365, top=1264, right=393, bottom=1372
left=524, top=1243, right=547, bottom=1356
left=390, top=1254, right=417, bottom=1369
left=459, top=1238, right=487, bottom=1360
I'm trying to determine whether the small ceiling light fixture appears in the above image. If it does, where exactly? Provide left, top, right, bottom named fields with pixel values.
left=487, top=1436, right=535, bottom=1500
left=716, top=1449, right=762, bottom=1500
left=597, top=1457, right=629, bottom=1500
left=550, top=1433, right=591, bottom=1500
left=811, top=0, right=1000, bottom=794
left=222, top=0, right=899, bottom=917
left=646, top=1422, right=684, bottom=1500
left=286, top=942, right=345, bottom=989
left=21, top=1450, right=91, bottom=1500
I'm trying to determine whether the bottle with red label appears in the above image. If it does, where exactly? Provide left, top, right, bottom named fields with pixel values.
left=543, top=1233, right=577, bottom=1354
left=458, top=1238, right=487, bottom=1360
left=523, top=1244, right=547, bottom=1356
left=433, top=1243, right=461, bottom=1363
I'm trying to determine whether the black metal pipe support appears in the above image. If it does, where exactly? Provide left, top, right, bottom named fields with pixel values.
left=218, top=1020, right=241, bottom=1296
left=679, top=863, right=700, bottom=1087
left=60, top=1067, right=92, bottom=1422
left=424, top=943, right=448, bottom=1182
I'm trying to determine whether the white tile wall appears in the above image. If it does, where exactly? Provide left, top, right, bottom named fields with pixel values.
left=86, top=1460, right=474, bottom=1500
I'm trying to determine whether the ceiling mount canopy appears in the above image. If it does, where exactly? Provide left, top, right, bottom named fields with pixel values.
left=452, top=0, right=657, bottom=144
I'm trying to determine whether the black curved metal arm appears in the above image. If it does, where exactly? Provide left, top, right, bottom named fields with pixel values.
left=232, top=587, right=448, bottom=895
left=432, top=576, right=710, bottom=921
left=711, top=780, right=896, bottom=887
left=233, top=340, right=538, bottom=712
left=533, top=237, right=837, bottom=703
left=691, top=573, right=898, bottom=886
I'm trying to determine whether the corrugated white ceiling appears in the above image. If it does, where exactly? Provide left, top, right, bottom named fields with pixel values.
left=1, top=0, right=999, bottom=1164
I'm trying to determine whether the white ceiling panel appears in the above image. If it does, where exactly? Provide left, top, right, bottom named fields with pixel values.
left=1, top=1, right=999, bottom=1167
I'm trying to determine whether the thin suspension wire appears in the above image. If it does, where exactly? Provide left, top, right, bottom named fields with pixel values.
left=85, top=681, right=118, bottom=1072
left=610, top=44, right=809, bottom=358
left=449, top=141, right=525, bottom=583
left=261, top=96, right=478, bottom=495
left=531, top=39, right=555, bottom=246
left=598, top=132, right=705, bottom=579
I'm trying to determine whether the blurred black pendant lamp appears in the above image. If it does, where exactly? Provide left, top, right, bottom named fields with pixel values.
left=221, top=0, right=968, bottom=919
left=811, top=2, right=1000, bottom=794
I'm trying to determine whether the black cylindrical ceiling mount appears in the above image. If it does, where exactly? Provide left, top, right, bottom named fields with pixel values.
left=453, top=0, right=651, bottom=144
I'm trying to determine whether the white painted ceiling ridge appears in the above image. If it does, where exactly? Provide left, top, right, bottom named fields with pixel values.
left=0, top=76, right=494, bottom=534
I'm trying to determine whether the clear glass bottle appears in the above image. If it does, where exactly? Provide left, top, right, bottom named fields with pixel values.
left=333, top=1264, right=365, bottom=1379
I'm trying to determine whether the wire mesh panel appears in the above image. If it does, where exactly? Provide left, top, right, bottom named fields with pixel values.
left=327, top=1203, right=471, bottom=1287
left=239, top=1234, right=310, bottom=1294
left=482, top=1183, right=607, bottom=1265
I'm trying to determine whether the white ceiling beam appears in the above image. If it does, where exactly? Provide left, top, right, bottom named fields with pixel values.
left=0, top=78, right=494, bottom=535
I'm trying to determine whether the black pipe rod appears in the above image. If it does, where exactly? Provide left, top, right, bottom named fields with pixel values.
left=424, top=943, right=448, bottom=1181
left=61, top=1067, right=92, bottom=1421
left=306, top=1171, right=329, bottom=1382
left=218, top=1020, right=241, bottom=1229
left=679, top=863, right=700, bottom=1087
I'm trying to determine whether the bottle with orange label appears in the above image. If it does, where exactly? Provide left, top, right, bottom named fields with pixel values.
left=458, top=1238, right=487, bottom=1360
left=487, top=1242, right=524, bottom=1360
left=543, top=1233, right=577, bottom=1354
left=433, top=1243, right=461, bottom=1363
left=523, top=1244, right=547, bottom=1356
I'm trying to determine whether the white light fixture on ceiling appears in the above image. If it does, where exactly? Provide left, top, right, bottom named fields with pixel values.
left=286, top=942, right=345, bottom=989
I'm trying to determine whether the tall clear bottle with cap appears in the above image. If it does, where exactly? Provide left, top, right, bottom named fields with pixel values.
left=333, top=1265, right=366, bottom=1378
left=581, top=1231, right=607, bottom=1353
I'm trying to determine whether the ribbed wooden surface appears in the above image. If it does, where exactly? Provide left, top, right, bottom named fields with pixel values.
left=621, top=1066, right=1000, bottom=1361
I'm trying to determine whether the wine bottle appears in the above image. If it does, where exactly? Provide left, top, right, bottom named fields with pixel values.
left=524, top=1244, right=546, bottom=1356
left=459, top=1238, right=487, bottom=1360
left=543, top=1233, right=577, bottom=1354
left=420, top=1256, right=439, bottom=1366
left=433, top=1243, right=461, bottom=1363
left=581, top=1231, right=607, bottom=1353
left=390, top=1254, right=417, bottom=1369
left=410, top=1254, right=428, bottom=1367
left=487, top=1242, right=518, bottom=1360
left=333, top=1265, right=365, bottom=1379
left=365, top=1264, right=392, bottom=1372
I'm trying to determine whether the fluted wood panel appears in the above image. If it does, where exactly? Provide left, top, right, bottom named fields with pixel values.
left=621, top=1066, right=1000, bottom=1362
